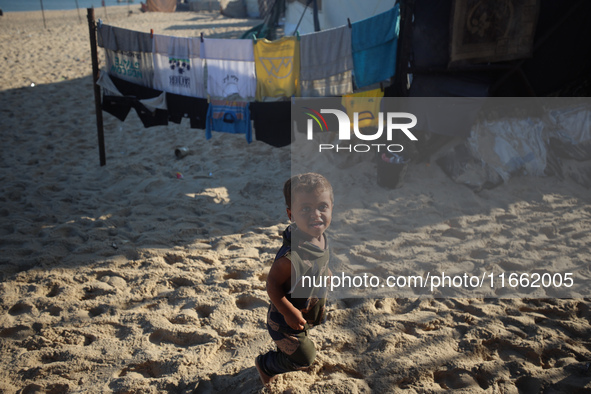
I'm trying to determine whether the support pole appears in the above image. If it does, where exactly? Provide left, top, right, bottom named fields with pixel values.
left=87, top=8, right=106, bottom=166
left=312, top=0, right=320, bottom=32
left=40, top=0, right=47, bottom=29
left=393, top=0, right=413, bottom=96
left=75, top=0, right=82, bottom=24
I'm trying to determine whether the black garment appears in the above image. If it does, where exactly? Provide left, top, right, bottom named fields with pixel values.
left=102, top=94, right=132, bottom=122
left=250, top=101, right=292, bottom=147
left=166, top=93, right=209, bottom=130
left=102, top=76, right=168, bottom=128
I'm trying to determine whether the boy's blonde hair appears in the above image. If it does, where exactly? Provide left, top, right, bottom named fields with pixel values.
left=283, top=173, right=333, bottom=209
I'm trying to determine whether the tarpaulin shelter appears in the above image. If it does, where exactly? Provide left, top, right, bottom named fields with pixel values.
left=392, top=0, right=591, bottom=99
left=284, top=0, right=393, bottom=35
left=387, top=0, right=591, bottom=189
left=142, top=0, right=177, bottom=12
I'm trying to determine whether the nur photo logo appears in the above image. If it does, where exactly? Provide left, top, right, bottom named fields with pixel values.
left=302, top=107, right=418, bottom=153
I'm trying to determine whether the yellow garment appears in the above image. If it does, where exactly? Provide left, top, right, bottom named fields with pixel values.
left=341, top=88, right=384, bottom=128
left=254, top=37, right=300, bottom=101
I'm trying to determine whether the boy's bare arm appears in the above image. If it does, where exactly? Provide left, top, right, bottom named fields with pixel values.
left=267, top=256, right=307, bottom=330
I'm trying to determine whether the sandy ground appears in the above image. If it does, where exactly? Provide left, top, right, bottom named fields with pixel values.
left=1, top=6, right=591, bottom=394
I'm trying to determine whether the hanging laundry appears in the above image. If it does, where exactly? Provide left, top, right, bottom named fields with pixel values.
left=166, top=93, right=209, bottom=130
left=351, top=4, right=400, bottom=89
left=202, top=38, right=256, bottom=101
left=250, top=101, right=292, bottom=147
left=97, top=24, right=154, bottom=88
left=102, top=95, right=133, bottom=122
left=300, top=26, right=354, bottom=97
left=341, top=88, right=384, bottom=129
left=205, top=100, right=252, bottom=143
left=98, top=71, right=132, bottom=121
left=254, top=36, right=300, bottom=101
left=153, top=34, right=205, bottom=98
left=100, top=74, right=168, bottom=128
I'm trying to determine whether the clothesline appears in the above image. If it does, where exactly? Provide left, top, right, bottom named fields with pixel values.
left=97, top=3, right=400, bottom=101
left=87, top=5, right=400, bottom=165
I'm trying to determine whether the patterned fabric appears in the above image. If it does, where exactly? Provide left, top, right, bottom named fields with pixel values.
left=341, top=88, right=385, bottom=129
left=98, top=24, right=154, bottom=88
left=152, top=34, right=205, bottom=98
left=202, top=38, right=256, bottom=101
left=254, top=36, right=300, bottom=101
left=205, top=100, right=252, bottom=143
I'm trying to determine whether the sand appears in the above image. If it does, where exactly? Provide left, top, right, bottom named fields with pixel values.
left=1, top=5, right=591, bottom=393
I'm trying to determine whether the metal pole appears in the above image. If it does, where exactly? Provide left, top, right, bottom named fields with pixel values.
left=312, top=0, right=320, bottom=32
left=75, top=0, right=82, bottom=23
left=87, top=8, right=107, bottom=166
left=40, top=0, right=47, bottom=29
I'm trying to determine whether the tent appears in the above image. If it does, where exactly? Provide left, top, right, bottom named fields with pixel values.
left=395, top=0, right=591, bottom=98
left=141, top=0, right=177, bottom=12
left=284, top=0, right=395, bottom=35
left=393, top=0, right=591, bottom=190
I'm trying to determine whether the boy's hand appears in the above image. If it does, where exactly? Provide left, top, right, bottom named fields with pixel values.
left=285, top=309, right=307, bottom=331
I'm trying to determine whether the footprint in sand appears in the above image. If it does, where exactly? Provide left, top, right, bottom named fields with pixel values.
left=195, top=304, right=214, bottom=319
left=0, top=325, right=34, bottom=340
left=169, top=277, right=196, bottom=288
left=88, top=304, right=111, bottom=318
left=235, top=294, right=267, bottom=310
left=149, top=329, right=214, bottom=347
left=8, top=302, right=35, bottom=316
left=46, top=284, right=62, bottom=298
left=81, top=282, right=116, bottom=300
left=164, top=253, right=185, bottom=265
left=119, top=360, right=167, bottom=379
left=434, top=368, right=482, bottom=390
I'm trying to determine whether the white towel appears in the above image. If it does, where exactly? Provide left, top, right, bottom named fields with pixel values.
left=203, top=38, right=256, bottom=100
left=153, top=34, right=205, bottom=98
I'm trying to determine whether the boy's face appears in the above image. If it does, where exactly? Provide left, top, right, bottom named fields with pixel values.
left=287, top=189, right=333, bottom=239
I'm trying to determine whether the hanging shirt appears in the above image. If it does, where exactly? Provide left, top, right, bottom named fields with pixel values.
left=202, top=38, right=256, bottom=101
left=97, top=24, right=154, bottom=87
left=205, top=100, right=252, bottom=143
left=166, top=93, right=209, bottom=130
left=153, top=34, right=205, bottom=98
left=254, top=36, right=300, bottom=101
left=351, top=4, right=400, bottom=89
left=341, top=88, right=384, bottom=129
left=299, top=25, right=353, bottom=97
left=251, top=101, right=292, bottom=147
left=100, top=74, right=168, bottom=128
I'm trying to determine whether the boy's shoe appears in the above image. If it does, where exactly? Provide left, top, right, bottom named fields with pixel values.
left=255, top=355, right=275, bottom=387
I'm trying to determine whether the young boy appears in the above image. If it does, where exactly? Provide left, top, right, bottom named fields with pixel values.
left=255, top=173, right=333, bottom=386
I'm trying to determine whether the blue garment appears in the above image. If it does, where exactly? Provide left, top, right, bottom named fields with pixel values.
left=205, top=100, right=252, bottom=143
left=351, top=4, right=400, bottom=89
